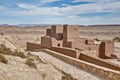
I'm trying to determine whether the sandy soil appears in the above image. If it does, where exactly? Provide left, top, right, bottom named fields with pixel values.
left=31, top=51, right=103, bottom=80
left=0, top=25, right=120, bottom=80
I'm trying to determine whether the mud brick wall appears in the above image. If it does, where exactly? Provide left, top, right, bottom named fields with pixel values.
left=26, top=42, right=42, bottom=51
left=52, top=38, right=63, bottom=47
left=79, top=53, right=120, bottom=71
left=46, top=29, right=51, bottom=37
left=41, top=36, right=52, bottom=48
left=99, top=41, right=115, bottom=59
left=50, top=47, right=77, bottom=58
left=45, top=49, right=120, bottom=80
left=63, top=25, right=79, bottom=42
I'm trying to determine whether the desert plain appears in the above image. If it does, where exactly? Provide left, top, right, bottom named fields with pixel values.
left=0, top=25, right=120, bottom=80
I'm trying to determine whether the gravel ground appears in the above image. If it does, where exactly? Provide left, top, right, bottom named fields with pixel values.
left=31, top=51, right=104, bottom=80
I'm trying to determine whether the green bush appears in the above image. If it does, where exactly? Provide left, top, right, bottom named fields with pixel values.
left=25, top=59, right=37, bottom=69
left=113, top=37, right=120, bottom=42
left=0, top=54, right=8, bottom=64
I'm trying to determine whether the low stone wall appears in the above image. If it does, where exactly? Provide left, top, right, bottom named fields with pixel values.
left=26, top=42, right=42, bottom=51
left=79, top=53, right=120, bottom=71
left=44, top=49, right=120, bottom=80
left=50, top=47, right=77, bottom=58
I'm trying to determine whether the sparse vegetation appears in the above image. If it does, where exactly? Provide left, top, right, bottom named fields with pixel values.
left=0, top=44, right=13, bottom=55
left=0, top=44, right=26, bottom=58
left=0, top=33, right=4, bottom=35
left=27, top=51, right=46, bottom=64
left=25, top=58, right=37, bottom=69
left=113, top=37, right=120, bottom=42
left=0, top=54, right=8, bottom=64
left=62, top=72, right=77, bottom=80
left=94, top=38, right=99, bottom=41
left=14, top=50, right=26, bottom=58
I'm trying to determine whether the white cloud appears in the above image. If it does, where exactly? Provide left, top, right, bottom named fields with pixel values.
left=73, top=0, right=117, bottom=3
left=16, top=3, right=61, bottom=16
left=0, top=0, right=120, bottom=25
left=16, top=0, right=120, bottom=17
left=40, top=0, right=59, bottom=4
left=0, top=5, right=6, bottom=10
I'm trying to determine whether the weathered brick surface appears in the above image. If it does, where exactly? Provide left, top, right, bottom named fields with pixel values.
left=26, top=42, right=42, bottom=50
left=98, top=41, right=115, bottom=59
left=50, top=47, right=77, bottom=58
left=41, top=36, right=52, bottom=48
left=79, top=53, right=120, bottom=71
left=45, top=49, right=120, bottom=80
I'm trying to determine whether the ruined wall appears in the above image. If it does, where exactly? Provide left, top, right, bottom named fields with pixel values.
left=52, top=38, right=63, bottom=47
left=98, top=41, right=115, bottom=59
left=44, top=49, right=120, bottom=80
left=49, top=46, right=120, bottom=71
left=63, top=41, right=72, bottom=48
left=55, top=25, right=63, bottom=33
left=76, top=38, right=96, bottom=50
left=26, top=42, right=42, bottom=51
left=62, top=25, right=79, bottom=49
left=46, top=29, right=51, bottom=37
left=51, top=25, right=63, bottom=39
left=51, top=25, right=56, bottom=38
left=76, top=38, right=87, bottom=50
left=50, top=47, right=77, bottom=58
left=41, top=36, right=52, bottom=48
left=63, top=25, right=79, bottom=42
left=79, top=53, right=120, bottom=71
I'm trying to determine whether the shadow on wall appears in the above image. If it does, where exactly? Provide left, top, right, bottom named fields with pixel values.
left=26, top=42, right=43, bottom=51
left=26, top=42, right=120, bottom=71
left=79, top=53, right=120, bottom=71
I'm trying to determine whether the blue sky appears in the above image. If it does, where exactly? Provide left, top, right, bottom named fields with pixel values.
left=0, top=0, right=120, bottom=25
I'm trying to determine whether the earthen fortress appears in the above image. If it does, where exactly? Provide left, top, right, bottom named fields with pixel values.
left=27, top=25, right=120, bottom=80
left=41, top=25, right=116, bottom=59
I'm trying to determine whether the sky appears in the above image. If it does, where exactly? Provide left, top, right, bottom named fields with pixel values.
left=0, top=0, right=120, bottom=25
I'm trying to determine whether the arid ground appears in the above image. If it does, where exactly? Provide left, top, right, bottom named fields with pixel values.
left=0, top=25, right=120, bottom=80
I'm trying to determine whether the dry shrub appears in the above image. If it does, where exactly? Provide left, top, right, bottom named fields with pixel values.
left=0, top=54, right=8, bottom=64
left=113, top=37, right=120, bottom=42
left=0, top=33, right=4, bottom=35
left=0, top=44, right=26, bottom=58
left=25, top=58, right=37, bottom=69
left=14, top=50, right=26, bottom=58
left=62, top=72, right=77, bottom=80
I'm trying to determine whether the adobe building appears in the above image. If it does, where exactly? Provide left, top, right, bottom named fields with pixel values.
left=26, top=25, right=120, bottom=80
left=40, top=24, right=116, bottom=59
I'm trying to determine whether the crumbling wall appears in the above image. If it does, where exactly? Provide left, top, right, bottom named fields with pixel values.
left=51, top=25, right=63, bottom=39
left=41, top=36, right=52, bottom=48
left=46, top=29, right=51, bottom=37
left=76, top=38, right=87, bottom=50
left=79, top=53, right=120, bottom=71
left=98, top=41, right=115, bottom=59
left=63, top=25, right=79, bottom=42
left=45, top=49, right=120, bottom=80
left=52, top=38, right=63, bottom=47
left=50, top=47, right=77, bottom=58
left=26, top=42, right=42, bottom=51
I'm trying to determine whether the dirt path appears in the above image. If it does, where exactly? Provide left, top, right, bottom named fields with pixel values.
left=31, top=51, right=104, bottom=80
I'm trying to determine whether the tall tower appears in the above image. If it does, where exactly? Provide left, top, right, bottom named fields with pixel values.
left=63, top=24, right=79, bottom=48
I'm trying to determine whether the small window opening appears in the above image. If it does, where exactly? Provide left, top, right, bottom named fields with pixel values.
left=57, top=43, right=60, bottom=47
